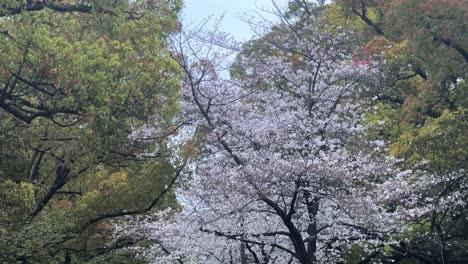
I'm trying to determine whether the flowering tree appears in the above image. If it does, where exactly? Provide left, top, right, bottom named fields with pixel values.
left=116, top=2, right=468, bottom=264
left=116, top=11, right=400, bottom=263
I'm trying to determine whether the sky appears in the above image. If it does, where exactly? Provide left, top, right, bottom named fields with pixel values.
left=181, top=0, right=289, bottom=41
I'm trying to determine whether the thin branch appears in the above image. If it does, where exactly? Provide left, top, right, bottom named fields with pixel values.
left=82, top=164, right=185, bottom=227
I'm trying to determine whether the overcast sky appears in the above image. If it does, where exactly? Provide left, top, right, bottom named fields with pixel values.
left=182, top=0, right=289, bottom=41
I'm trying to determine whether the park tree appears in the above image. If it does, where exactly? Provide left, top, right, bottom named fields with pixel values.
left=333, top=0, right=467, bottom=121
left=0, top=0, right=186, bottom=263
left=116, top=1, right=468, bottom=263
left=332, top=0, right=468, bottom=262
left=115, top=9, right=411, bottom=264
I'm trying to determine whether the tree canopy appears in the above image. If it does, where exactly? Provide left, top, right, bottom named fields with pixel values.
left=0, top=0, right=184, bottom=263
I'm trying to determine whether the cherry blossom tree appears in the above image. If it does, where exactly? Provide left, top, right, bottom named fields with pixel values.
left=115, top=4, right=468, bottom=264
left=116, top=12, right=393, bottom=263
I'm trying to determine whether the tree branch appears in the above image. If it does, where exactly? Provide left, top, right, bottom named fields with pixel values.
left=82, top=165, right=185, bottom=227
left=0, top=1, right=97, bottom=17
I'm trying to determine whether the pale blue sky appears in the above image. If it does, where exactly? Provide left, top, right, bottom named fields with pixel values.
left=182, top=0, right=288, bottom=41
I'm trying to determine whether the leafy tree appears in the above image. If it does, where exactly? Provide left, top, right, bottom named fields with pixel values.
left=333, top=0, right=468, bottom=262
left=0, top=0, right=185, bottom=262
left=335, top=0, right=467, bottom=120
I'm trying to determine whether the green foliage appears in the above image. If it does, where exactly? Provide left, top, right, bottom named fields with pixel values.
left=0, top=0, right=182, bottom=262
left=365, top=102, right=405, bottom=141
left=333, top=0, right=468, bottom=263
left=322, top=3, right=367, bottom=32
left=341, top=244, right=370, bottom=264
left=0, top=180, right=35, bottom=227
left=391, top=109, right=468, bottom=172
left=452, top=78, right=468, bottom=108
